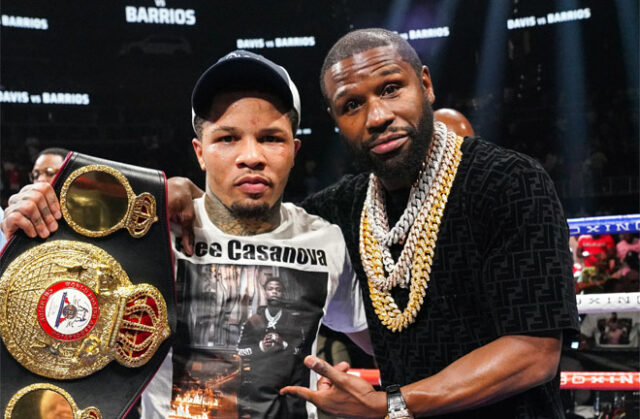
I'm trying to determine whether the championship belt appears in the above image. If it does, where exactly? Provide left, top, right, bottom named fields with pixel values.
left=0, top=153, right=176, bottom=418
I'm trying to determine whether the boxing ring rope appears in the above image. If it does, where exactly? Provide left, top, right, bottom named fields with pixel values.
left=576, top=292, right=640, bottom=314
left=347, top=215, right=640, bottom=391
left=560, top=372, right=640, bottom=391
left=348, top=369, right=640, bottom=390
left=566, top=214, right=640, bottom=236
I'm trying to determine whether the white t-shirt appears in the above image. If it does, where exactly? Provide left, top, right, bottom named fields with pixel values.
left=141, top=197, right=366, bottom=419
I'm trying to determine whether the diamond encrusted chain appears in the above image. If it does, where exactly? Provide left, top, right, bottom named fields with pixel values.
left=364, top=122, right=449, bottom=289
left=359, top=124, right=463, bottom=332
left=265, top=309, right=282, bottom=329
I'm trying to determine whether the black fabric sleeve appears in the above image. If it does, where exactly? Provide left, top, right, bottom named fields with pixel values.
left=480, top=157, right=579, bottom=337
left=237, top=320, right=262, bottom=356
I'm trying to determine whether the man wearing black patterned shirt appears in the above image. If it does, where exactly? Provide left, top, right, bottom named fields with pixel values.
left=279, top=28, right=579, bottom=418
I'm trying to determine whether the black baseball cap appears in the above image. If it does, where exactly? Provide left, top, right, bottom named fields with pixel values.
left=191, top=50, right=301, bottom=133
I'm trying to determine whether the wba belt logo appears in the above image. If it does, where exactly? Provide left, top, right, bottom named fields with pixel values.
left=1, top=240, right=170, bottom=379
left=37, top=281, right=99, bottom=341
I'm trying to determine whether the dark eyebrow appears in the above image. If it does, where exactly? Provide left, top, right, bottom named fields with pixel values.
left=378, top=67, right=403, bottom=77
left=333, top=88, right=352, bottom=104
left=332, top=67, right=404, bottom=104
left=259, top=127, right=289, bottom=136
left=209, top=126, right=238, bottom=135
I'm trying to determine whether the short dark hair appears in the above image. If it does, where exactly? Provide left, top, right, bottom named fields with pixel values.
left=36, top=147, right=69, bottom=160
left=320, top=28, right=423, bottom=102
left=193, top=94, right=299, bottom=140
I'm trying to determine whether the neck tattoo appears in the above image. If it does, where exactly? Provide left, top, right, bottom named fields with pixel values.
left=360, top=121, right=463, bottom=332
left=204, top=192, right=281, bottom=236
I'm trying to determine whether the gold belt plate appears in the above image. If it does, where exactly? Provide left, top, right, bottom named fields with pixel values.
left=0, top=240, right=170, bottom=380
left=4, top=383, right=102, bottom=419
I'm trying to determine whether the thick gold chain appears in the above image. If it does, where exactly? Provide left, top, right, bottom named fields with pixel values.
left=360, top=135, right=463, bottom=332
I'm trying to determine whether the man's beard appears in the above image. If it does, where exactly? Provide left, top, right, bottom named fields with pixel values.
left=230, top=201, right=270, bottom=220
left=345, top=98, right=434, bottom=182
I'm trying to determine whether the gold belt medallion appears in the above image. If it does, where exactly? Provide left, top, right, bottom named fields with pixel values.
left=59, top=164, right=158, bottom=239
left=5, top=383, right=102, bottom=419
left=0, top=240, right=170, bottom=380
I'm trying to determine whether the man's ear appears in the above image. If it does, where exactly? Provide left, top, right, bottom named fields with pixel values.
left=292, top=138, right=302, bottom=166
left=192, top=138, right=206, bottom=171
left=421, top=65, right=435, bottom=104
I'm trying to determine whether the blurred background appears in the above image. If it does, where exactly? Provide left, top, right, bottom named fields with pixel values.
left=1, top=0, right=638, bottom=217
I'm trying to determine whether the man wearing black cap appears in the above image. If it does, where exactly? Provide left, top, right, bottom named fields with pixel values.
left=1, top=50, right=368, bottom=419
left=140, top=50, right=369, bottom=418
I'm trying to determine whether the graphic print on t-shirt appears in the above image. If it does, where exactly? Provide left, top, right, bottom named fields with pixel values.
left=171, top=260, right=328, bottom=419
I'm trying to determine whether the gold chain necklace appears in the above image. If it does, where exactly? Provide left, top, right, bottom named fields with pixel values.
left=359, top=132, right=463, bottom=332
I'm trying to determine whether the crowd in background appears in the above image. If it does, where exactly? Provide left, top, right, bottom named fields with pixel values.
left=1, top=83, right=638, bottom=216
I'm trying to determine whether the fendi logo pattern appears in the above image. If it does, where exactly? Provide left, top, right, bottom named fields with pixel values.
left=302, top=138, right=579, bottom=419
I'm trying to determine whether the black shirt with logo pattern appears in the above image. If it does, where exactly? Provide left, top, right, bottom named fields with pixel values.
left=302, top=137, right=579, bottom=418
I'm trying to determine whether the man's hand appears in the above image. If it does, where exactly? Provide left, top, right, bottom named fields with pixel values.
left=261, top=332, right=285, bottom=352
left=1, top=183, right=61, bottom=240
left=280, top=356, right=386, bottom=418
left=167, top=177, right=203, bottom=255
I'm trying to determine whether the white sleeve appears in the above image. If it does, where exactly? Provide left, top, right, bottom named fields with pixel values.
left=140, top=350, right=173, bottom=418
left=322, top=247, right=367, bottom=333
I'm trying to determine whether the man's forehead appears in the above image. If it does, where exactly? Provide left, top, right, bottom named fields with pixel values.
left=323, top=45, right=414, bottom=98
left=35, top=154, right=63, bottom=165
left=326, top=45, right=407, bottom=77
